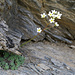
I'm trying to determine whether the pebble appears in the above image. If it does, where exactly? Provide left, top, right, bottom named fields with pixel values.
left=51, top=59, right=63, bottom=67
left=37, top=63, right=50, bottom=70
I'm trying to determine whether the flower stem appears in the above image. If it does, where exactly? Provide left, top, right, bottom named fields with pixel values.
left=20, top=34, right=39, bottom=47
left=20, top=19, right=50, bottom=47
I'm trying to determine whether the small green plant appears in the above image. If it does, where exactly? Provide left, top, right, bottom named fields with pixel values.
left=0, top=50, right=25, bottom=70
left=4, top=63, right=9, bottom=70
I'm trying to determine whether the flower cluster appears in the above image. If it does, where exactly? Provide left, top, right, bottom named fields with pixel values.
left=37, top=10, right=62, bottom=33
left=41, top=10, right=62, bottom=25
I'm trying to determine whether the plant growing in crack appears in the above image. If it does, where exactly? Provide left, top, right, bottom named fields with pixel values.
left=0, top=50, right=25, bottom=70
left=20, top=10, right=62, bottom=47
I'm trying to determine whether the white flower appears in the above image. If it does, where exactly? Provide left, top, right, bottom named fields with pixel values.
left=41, top=13, right=46, bottom=18
left=55, top=22, right=59, bottom=26
left=57, top=12, right=62, bottom=19
left=56, top=15, right=61, bottom=19
left=57, top=12, right=62, bottom=16
left=49, top=18, right=55, bottom=23
left=37, top=28, right=42, bottom=33
left=52, top=15, right=57, bottom=19
left=51, top=10, right=57, bottom=14
left=48, top=11, right=53, bottom=17
left=3, top=20, right=6, bottom=24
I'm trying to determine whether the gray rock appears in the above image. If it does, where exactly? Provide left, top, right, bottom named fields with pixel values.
left=51, top=59, right=63, bottom=67
left=0, top=0, right=75, bottom=74
left=0, top=0, right=75, bottom=45
left=35, top=65, right=44, bottom=72
left=27, top=63, right=42, bottom=75
left=0, top=19, right=22, bottom=55
left=36, top=63, right=50, bottom=70
left=42, top=70, right=52, bottom=75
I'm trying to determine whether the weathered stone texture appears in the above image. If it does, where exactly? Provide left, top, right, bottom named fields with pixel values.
left=0, top=0, right=75, bottom=54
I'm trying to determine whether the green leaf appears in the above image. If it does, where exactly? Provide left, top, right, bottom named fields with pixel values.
left=4, top=52, right=9, bottom=58
left=8, top=56, right=14, bottom=61
left=10, top=66, right=15, bottom=70
left=0, top=58, right=4, bottom=61
left=14, top=67, right=18, bottom=70
left=1, top=61, right=6, bottom=66
left=4, top=63, right=9, bottom=70
left=0, top=62, right=1, bottom=65
left=10, top=62, right=14, bottom=66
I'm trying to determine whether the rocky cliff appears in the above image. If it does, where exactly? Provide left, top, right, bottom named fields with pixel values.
left=0, top=0, right=75, bottom=54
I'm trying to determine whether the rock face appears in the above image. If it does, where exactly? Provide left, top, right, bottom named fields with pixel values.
left=0, top=19, right=22, bottom=55
left=1, top=42, right=75, bottom=75
left=0, top=0, right=75, bottom=53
